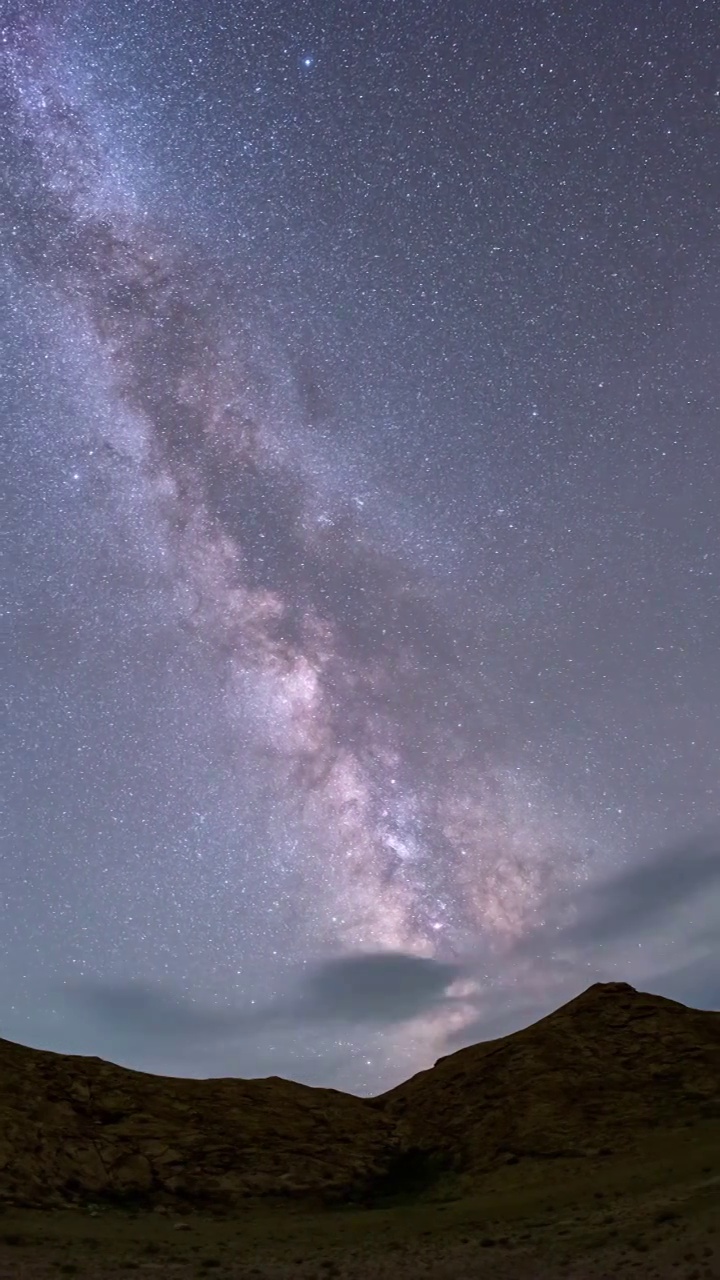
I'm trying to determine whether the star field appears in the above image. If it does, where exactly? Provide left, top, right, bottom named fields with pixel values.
left=2, top=0, right=719, bottom=1093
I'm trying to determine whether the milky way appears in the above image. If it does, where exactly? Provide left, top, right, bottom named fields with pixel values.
left=3, top=1, right=719, bottom=1090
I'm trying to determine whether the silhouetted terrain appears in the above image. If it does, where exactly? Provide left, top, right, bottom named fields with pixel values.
left=379, top=981, right=720, bottom=1176
left=0, top=981, right=718, bottom=1278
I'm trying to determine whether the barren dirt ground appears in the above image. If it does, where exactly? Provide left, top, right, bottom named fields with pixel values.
left=0, top=1121, right=717, bottom=1279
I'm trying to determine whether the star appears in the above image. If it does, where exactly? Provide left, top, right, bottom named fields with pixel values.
left=1, top=0, right=718, bottom=1096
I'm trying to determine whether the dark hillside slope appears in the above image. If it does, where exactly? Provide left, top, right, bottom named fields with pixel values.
left=0, top=1035, right=392, bottom=1209
left=377, top=981, right=720, bottom=1175
left=0, top=982, right=717, bottom=1209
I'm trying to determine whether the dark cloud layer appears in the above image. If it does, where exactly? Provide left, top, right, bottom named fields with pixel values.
left=297, top=952, right=463, bottom=1024
left=564, top=834, right=720, bottom=945
left=64, top=950, right=464, bottom=1050
left=517, top=831, right=720, bottom=955
left=63, top=979, right=240, bottom=1046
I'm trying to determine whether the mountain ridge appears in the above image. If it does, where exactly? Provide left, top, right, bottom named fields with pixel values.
left=0, top=981, right=717, bottom=1211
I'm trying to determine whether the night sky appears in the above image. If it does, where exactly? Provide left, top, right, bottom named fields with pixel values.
left=2, top=0, right=719, bottom=1094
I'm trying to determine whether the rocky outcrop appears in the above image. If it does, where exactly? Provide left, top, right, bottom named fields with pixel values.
left=0, top=1039, right=394, bottom=1209
left=377, top=982, right=720, bottom=1174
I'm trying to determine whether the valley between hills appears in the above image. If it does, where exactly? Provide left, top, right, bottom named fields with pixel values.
left=0, top=980, right=718, bottom=1279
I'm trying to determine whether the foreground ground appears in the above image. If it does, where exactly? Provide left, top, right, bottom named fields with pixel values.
left=0, top=1119, right=717, bottom=1279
